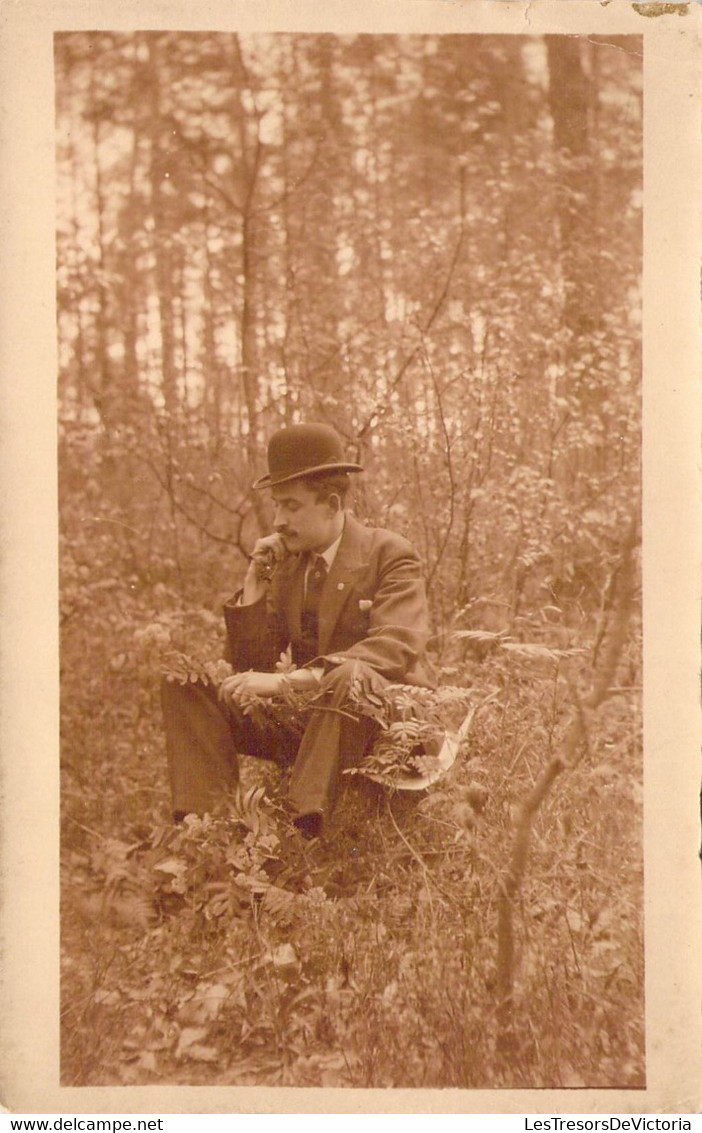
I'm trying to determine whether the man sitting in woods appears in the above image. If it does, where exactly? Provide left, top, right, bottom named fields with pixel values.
left=161, top=422, right=434, bottom=838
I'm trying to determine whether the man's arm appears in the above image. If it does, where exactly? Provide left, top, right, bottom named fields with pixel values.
left=222, top=534, right=291, bottom=672
left=219, top=664, right=323, bottom=706
left=319, top=534, right=432, bottom=684
left=222, top=533, right=323, bottom=700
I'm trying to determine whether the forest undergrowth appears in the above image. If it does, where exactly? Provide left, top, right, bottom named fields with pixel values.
left=60, top=576, right=644, bottom=1090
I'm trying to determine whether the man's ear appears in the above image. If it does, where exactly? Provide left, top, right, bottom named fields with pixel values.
left=327, top=492, right=342, bottom=516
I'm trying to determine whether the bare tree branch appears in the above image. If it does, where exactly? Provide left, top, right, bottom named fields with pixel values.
left=495, top=516, right=639, bottom=1053
left=355, top=167, right=468, bottom=446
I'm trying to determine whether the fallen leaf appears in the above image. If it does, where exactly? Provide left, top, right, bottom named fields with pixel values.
left=175, top=1026, right=209, bottom=1058
left=154, top=857, right=187, bottom=876
left=184, top=1043, right=220, bottom=1063
left=136, top=1051, right=158, bottom=1074
left=94, top=989, right=121, bottom=1006
left=268, top=943, right=299, bottom=971
left=183, top=982, right=231, bottom=1024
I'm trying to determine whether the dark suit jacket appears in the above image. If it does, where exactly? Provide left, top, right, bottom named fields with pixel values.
left=223, top=513, right=433, bottom=687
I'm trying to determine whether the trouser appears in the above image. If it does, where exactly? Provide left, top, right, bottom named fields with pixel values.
left=161, top=659, right=382, bottom=828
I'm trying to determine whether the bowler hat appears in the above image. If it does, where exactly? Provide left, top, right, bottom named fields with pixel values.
left=253, top=423, right=363, bottom=489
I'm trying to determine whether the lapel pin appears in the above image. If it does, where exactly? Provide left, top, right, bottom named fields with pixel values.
left=337, top=582, right=345, bottom=591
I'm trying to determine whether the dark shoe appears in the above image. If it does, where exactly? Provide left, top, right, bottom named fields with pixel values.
left=293, top=811, right=324, bottom=840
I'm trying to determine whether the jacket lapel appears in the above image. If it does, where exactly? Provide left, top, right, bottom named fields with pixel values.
left=317, top=515, right=370, bottom=655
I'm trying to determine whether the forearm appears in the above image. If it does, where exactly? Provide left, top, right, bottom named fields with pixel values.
left=240, top=567, right=268, bottom=606
left=223, top=591, right=284, bottom=672
left=219, top=665, right=323, bottom=705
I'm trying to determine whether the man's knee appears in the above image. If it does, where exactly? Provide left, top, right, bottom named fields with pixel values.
left=160, top=674, right=225, bottom=726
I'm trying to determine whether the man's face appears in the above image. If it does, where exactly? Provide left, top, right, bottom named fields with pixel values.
left=271, top=481, right=340, bottom=555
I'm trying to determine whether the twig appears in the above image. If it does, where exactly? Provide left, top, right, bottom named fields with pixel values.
left=384, top=798, right=436, bottom=916
left=356, top=168, right=467, bottom=443
left=424, top=346, right=458, bottom=592
left=145, top=454, right=243, bottom=547
left=495, top=754, right=565, bottom=1043
left=64, top=815, right=106, bottom=841
left=384, top=798, right=461, bottom=908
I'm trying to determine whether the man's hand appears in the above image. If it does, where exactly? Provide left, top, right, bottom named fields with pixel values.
left=240, top=533, right=288, bottom=605
left=219, top=671, right=284, bottom=705
left=219, top=667, right=323, bottom=708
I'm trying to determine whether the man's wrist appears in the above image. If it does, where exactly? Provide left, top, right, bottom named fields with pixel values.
left=287, top=667, right=323, bottom=689
left=240, top=567, right=269, bottom=605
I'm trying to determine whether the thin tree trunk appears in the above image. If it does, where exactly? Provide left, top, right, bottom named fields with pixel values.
left=142, top=34, right=178, bottom=415
left=546, top=37, right=600, bottom=372
left=233, top=36, right=268, bottom=528
left=89, top=96, right=114, bottom=431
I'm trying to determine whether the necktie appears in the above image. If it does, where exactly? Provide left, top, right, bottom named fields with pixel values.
left=301, top=554, right=327, bottom=648
left=303, top=554, right=327, bottom=616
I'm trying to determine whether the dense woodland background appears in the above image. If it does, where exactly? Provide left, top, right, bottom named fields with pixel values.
left=57, top=32, right=643, bottom=1090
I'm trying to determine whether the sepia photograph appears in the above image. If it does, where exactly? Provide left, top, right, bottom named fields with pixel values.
left=55, top=28, right=643, bottom=1090
left=1, top=0, right=700, bottom=1117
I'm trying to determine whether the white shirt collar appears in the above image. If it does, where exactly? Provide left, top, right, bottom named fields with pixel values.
left=316, top=527, right=343, bottom=571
